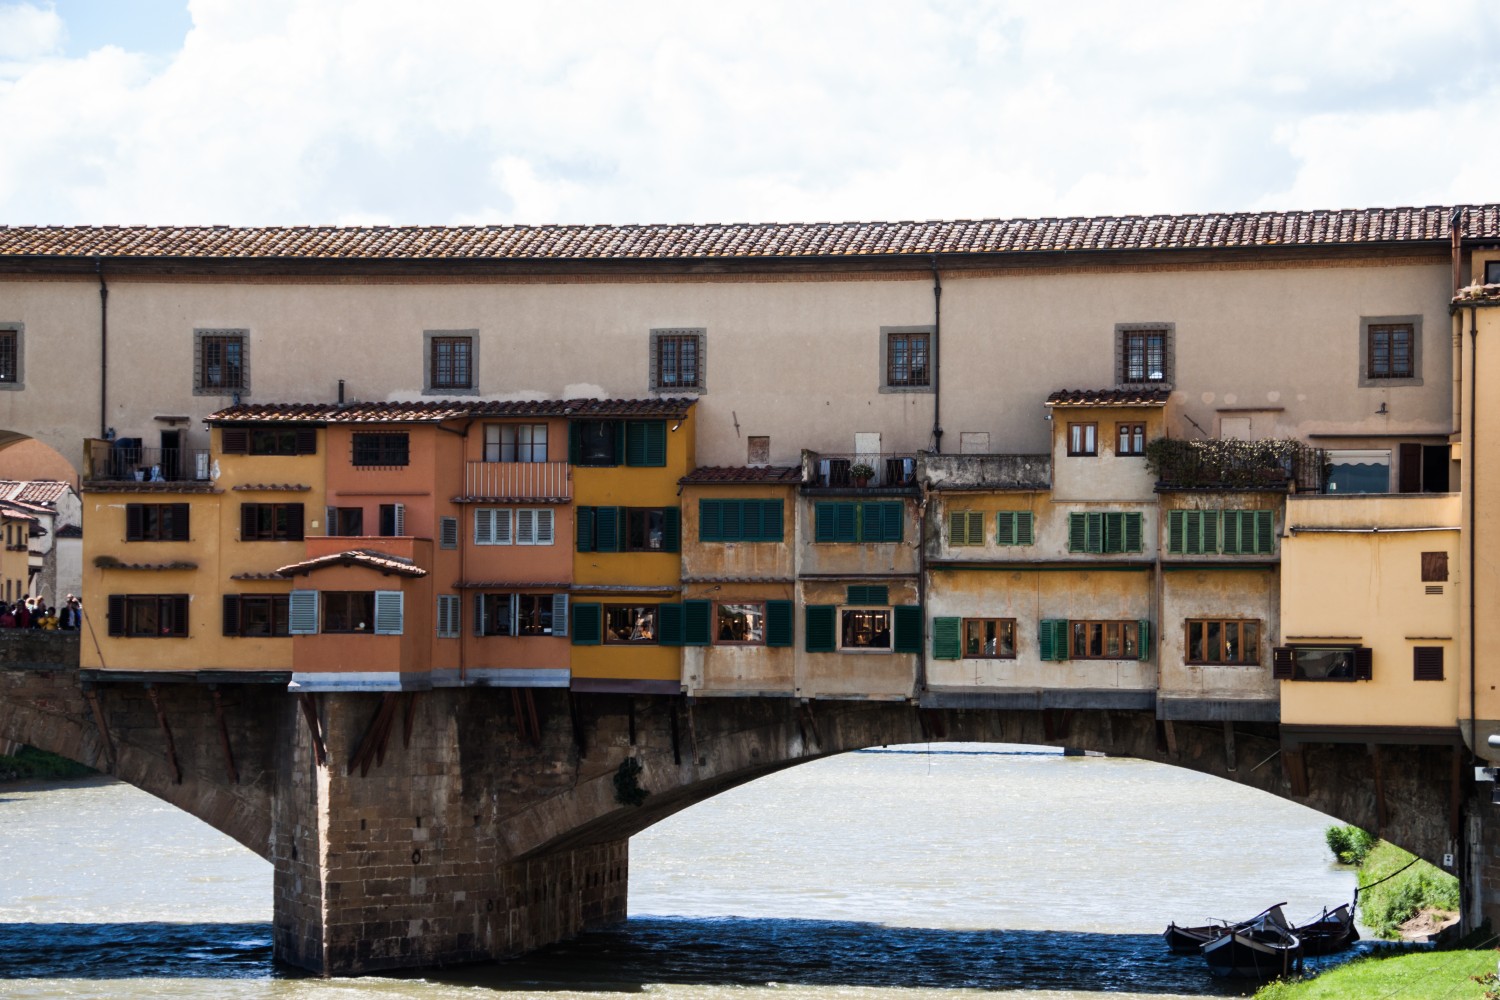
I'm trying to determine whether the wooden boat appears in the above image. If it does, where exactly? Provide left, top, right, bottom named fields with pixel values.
left=1295, top=902, right=1359, bottom=956
left=1201, top=903, right=1304, bottom=980
left=1162, top=921, right=1225, bottom=954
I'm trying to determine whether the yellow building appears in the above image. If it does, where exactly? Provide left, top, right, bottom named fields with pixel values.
left=568, top=400, right=696, bottom=694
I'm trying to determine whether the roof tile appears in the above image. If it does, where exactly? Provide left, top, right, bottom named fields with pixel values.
left=1046, top=389, right=1174, bottom=407
left=679, top=466, right=802, bottom=484
left=207, top=397, right=696, bottom=424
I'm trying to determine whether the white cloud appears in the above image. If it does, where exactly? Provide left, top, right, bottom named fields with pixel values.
left=0, top=0, right=1497, bottom=225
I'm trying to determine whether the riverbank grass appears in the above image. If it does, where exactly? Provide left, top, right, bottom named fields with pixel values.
left=0, top=746, right=94, bottom=781
left=1252, top=950, right=1500, bottom=999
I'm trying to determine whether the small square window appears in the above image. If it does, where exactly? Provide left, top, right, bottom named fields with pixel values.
left=1116, top=422, right=1145, bottom=456
left=1068, top=423, right=1097, bottom=457
left=963, top=618, right=1016, bottom=658
left=650, top=329, right=705, bottom=393
left=1116, top=324, right=1173, bottom=387
left=195, top=329, right=248, bottom=396
left=715, top=602, right=765, bottom=645
left=1486, top=260, right=1500, bottom=285
left=1421, top=551, right=1449, bottom=582
left=424, top=330, right=478, bottom=395
left=605, top=605, right=658, bottom=644
left=1358, top=316, right=1422, bottom=387
left=840, top=607, right=892, bottom=650
left=484, top=423, right=548, bottom=463
left=880, top=326, right=934, bottom=393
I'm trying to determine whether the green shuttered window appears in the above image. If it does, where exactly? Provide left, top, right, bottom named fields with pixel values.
left=1167, top=509, right=1276, bottom=555
left=995, top=511, right=1034, bottom=546
left=846, top=585, right=889, bottom=605
left=805, top=605, right=836, bottom=652
left=698, top=498, right=784, bottom=542
left=814, top=501, right=903, bottom=544
left=948, top=509, right=985, bottom=546
left=892, top=606, right=922, bottom=653
left=765, top=600, right=793, bottom=647
left=1038, top=619, right=1070, bottom=661
left=932, top=616, right=962, bottom=659
left=1067, top=512, right=1143, bottom=553
left=571, top=603, right=603, bottom=645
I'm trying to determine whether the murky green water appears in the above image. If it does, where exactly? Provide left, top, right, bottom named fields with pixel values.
left=0, top=746, right=1365, bottom=998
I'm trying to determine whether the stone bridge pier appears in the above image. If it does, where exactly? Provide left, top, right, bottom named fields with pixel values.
left=0, top=645, right=1486, bottom=976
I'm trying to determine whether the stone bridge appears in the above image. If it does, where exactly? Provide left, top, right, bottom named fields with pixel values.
left=0, top=633, right=1477, bottom=975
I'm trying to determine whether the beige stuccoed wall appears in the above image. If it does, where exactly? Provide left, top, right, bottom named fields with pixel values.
left=0, top=256, right=1454, bottom=474
left=1280, top=493, right=1460, bottom=728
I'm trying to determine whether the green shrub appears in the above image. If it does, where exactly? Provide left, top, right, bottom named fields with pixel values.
left=1357, top=840, right=1459, bottom=938
left=1325, top=824, right=1376, bottom=866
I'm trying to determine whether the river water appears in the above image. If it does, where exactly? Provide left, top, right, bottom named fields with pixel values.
left=0, top=745, right=1366, bottom=999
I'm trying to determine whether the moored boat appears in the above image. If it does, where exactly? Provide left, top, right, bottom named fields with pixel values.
left=1163, top=921, right=1225, bottom=954
left=1201, top=904, right=1303, bottom=980
left=1295, top=901, right=1359, bottom=956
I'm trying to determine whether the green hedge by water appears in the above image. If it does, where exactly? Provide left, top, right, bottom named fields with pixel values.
left=1357, top=840, right=1460, bottom=939
left=0, top=746, right=95, bottom=781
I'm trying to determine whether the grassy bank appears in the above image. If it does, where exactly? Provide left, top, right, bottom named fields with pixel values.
left=0, top=745, right=95, bottom=782
left=1252, top=949, right=1499, bottom=999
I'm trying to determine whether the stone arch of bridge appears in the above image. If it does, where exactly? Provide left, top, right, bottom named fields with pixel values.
left=0, top=429, right=83, bottom=483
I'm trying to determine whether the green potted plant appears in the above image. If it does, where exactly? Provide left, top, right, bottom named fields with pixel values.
left=850, top=462, right=875, bottom=487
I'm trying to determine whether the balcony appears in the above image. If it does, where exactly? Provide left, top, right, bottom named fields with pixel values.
left=1148, top=439, right=1324, bottom=493
left=463, top=461, right=572, bottom=501
left=802, top=451, right=919, bottom=491
left=85, top=440, right=212, bottom=484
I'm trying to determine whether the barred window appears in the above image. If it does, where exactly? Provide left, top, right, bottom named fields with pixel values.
left=430, top=336, right=473, bottom=390
left=0, top=328, right=19, bottom=386
left=887, top=332, right=930, bottom=388
left=195, top=329, right=247, bottom=395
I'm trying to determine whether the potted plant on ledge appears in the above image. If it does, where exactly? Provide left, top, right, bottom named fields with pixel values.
left=850, top=462, right=876, bottom=488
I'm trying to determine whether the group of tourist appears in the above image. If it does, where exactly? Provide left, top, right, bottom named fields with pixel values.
left=1, top=594, right=81, bottom=631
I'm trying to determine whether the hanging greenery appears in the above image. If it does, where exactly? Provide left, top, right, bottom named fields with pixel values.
left=1143, top=437, right=1317, bottom=491
left=613, top=757, right=650, bottom=807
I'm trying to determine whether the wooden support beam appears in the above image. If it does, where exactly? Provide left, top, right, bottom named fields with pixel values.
left=298, top=692, right=327, bottom=767
left=349, top=693, right=399, bottom=777
left=1223, top=721, right=1238, bottom=772
left=669, top=698, right=681, bottom=766
left=1283, top=747, right=1309, bottom=797
left=1160, top=718, right=1177, bottom=756
left=686, top=697, right=699, bottom=767
left=525, top=689, right=542, bottom=747
left=568, top=691, right=586, bottom=757
left=82, top=686, right=115, bottom=772
left=210, top=688, right=239, bottom=785
left=1154, top=719, right=1169, bottom=755
left=627, top=697, right=636, bottom=747
left=1368, top=743, right=1388, bottom=836
left=145, top=685, right=182, bottom=785
left=798, top=700, right=822, bottom=753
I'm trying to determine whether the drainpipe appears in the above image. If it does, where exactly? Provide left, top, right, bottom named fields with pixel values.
left=930, top=257, right=943, bottom=455
left=1469, top=306, right=1478, bottom=756
left=95, top=259, right=108, bottom=438
left=1451, top=207, right=1465, bottom=298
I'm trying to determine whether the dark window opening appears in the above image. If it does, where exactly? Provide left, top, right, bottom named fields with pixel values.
left=605, top=605, right=657, bottom=644
left=352, top=433, right=409, bottom=467
left=323, top=591, right=375, bottom=633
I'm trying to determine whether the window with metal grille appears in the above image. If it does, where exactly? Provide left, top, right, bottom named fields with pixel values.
left=195, top=330, right=247, bottom=395
left=651, top=330, right=703, bottom=391
left=885, top=331, right=930, bottom=388
left=424, top=331, right=477, bottom=394
left=483, top=423, right=547, bottom=462
left=1118, top=327, right=1169, bottom=384
left=0, top=328, right=19, bottom=386
left=352, top=433, right=409, bottom=467
left=1367, top=324, right=1413, bottom=379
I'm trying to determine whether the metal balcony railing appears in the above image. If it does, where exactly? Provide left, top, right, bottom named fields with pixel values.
left=464, top=460, right=571, bottom=500
left=805, top=452, right=919, bottom=489
left=86, top=440, right=213, bottom=483
left=1149, top=439, right=1325, bottom=493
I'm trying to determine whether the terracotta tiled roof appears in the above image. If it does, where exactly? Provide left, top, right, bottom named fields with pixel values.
left=455, top=581, right=572, bottom=590
left=55, top=524, right=82, bottom=538
left=1046, top=389, right=1174, bottom=407
left=277, top=549, right=428, bottom=578
left=207, top=397, right=696, bottom=424
left=80, top=481, right=222, bottom=494
left=680, top=466, right=802, bottom=484
left=0, top=507, right=38, bottom=523
left=1, top=206, right=1495, bottom=262
left=231, top=483, right=313, bottom=492
left=0, top=481, right=72, bottom=505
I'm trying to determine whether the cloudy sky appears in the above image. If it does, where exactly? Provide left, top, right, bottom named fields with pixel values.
left=1, top=0, right=1497, bottom=228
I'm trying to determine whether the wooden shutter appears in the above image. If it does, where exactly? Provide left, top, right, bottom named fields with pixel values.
left=1068, top=513, right=1087, bottom=552
left=949, top=509, right=971, bottom=545
left=1422, top=551, right=1449, bottom=582
left=1015, top=511, right=1034, bottom=545
left=472, top=592, right=487, bottom=636
left=572, top=602, right=602, bottom=645
left=1272, top=646, right=1296, bottom=680
left=765, top=600, right=793, bottom=647
left=699, top=500, right=724, bottom=542
left=1398, top=442, right=1423, bottom=493
left=222, top=594, right=240, bottom=637
left=492, top=508, right=512, bottom=544
left=683, top=600, right=712, bottom=646
left=551, top=594, right=569, bottom=637
left=1167, top=510, right=1185, bottom=554
left=739, top=499, right=764, bottom=541
left=575, top=506, right=594, bottom=551
left=516, top=508, right=536, bottom=545
left=717, top=499, right=743, bottom=541
left=240, top=503, right=258, bottom=541
left=294, top=428, right=317, bottom=454
left=867, top=502, right=903, bottom=542
left=1352, top=646, right=1373, bottom=681
left=805, top=605, right=836, bottom=652
left=288, top=590, right=318, bottom=635
left=125, top=504, right=144, bottom=542
left=661, top=507, right=680, bottom=552
left=657, top=603, right=684, bottom=646
left=393, top=503, right=405, bottom=537
left=106, top=594, right=126, bottom=636
left=435, top=595, right=456, bottom=638
left=1039, top=619, right=1068, bottom=661
left=220, top=428, right=248, bottom=454
left=1136, top=619, right=1151, bottom=661
left=1413, top=646, right=1444, bottom=681
left=474, top=508, right=493, bottom=545
left=594, top=507, right=621, bottom=552
left=932, top=616, right=961, bottom=659
left=168, top=503, right=190, bottom=541
left=814, top=502, right=836, bottom=542
left=1253, top=510, right=1274, bottom=554
left=439, top=516, right=458, bottom=549
left=625, top=421, right=665, bottom=466
left=893, top=605, right=922, bottom=653
left=762, top=499, right=785, bottom=542
left=373, top=590, right=403, bottom=635
left=286, top=504, right=305, bottom=542
left=847, top=585, right=888, bottom=605
left=1219, top=510, right=1241, bottom=554
left=167, top=595, right=189, bottom=637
